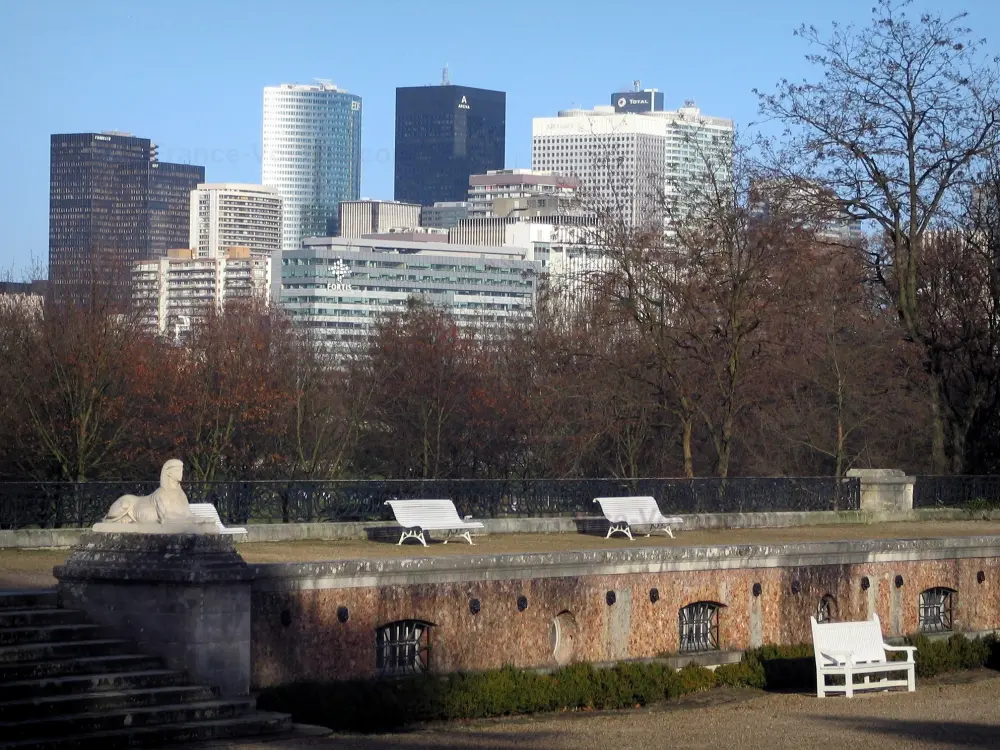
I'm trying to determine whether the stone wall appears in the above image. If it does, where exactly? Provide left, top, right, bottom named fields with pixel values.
left=248, top=536, right=1000, bottom=688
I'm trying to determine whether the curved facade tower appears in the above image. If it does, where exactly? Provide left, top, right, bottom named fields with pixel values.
left=262, top=81, right=362, bottom=250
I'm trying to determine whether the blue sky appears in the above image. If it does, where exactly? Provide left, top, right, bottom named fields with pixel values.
left=1, top=0, right=997, bottom=277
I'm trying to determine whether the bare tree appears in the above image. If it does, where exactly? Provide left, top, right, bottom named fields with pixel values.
left=758, top=0, right=1000, bottom=471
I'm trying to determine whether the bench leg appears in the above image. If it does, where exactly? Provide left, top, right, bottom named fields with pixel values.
left=398, top=529, right=427, bottom=547
left=607, top=523, right=633, bottom=540
left=442, top=530, right=475, bottom=545
left=647, top=524, right=676, bottom=539
left=816, top=673, right=826, bottom=698
left=845, top=667, right=853, bottom=698
left=907, top=665, right=915, bottom=692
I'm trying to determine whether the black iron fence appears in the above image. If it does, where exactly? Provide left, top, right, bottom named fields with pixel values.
left=913, top=476, right=1000, bottom=509
left=0, top=476, right=860, bottom=530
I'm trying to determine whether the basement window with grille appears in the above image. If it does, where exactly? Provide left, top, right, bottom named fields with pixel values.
left=375, top=620, right=434, bottom=676
left=678, top=602, right=721, bottom=653
left=919, top=588, right=955, bottom=633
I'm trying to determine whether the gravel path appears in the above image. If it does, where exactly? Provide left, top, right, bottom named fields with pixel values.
left=182, top=672, right=1000, bottom=749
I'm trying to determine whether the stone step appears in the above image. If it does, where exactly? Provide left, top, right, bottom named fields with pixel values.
left=0, top=639, right=134, bottom=664
left=0, top=711, right=291, bottom=750
left=0, top=654, right=164, bottom=683
left=0, top=624, right=108, bottom=647
left=0, top=685, right=218, bottom=721
left=0, top=697, right=257, bottom=741
left=0, top=609, right=86, bottom=629
left=0, top=591, right=58, bottom=612
left=0, top=670, right=189, bottom=702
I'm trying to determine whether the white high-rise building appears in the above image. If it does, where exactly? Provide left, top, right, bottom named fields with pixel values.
left=133, top=247, right=272, bottom=338
left=189, top=183, right=283, bottom=258
left=262, top=81, right=362, bottom=251
left=532, top=96, right=733, bottom=227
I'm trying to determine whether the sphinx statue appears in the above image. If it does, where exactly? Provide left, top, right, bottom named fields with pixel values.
left=96, top=459, right=215, bottom=533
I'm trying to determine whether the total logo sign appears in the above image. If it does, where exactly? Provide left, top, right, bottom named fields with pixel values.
left=458, top=95, right=471, bottom=110
left=617, top=97, right=627, bottom=108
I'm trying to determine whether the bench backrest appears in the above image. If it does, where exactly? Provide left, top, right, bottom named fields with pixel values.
left=385, top=499, right=464, bottom=529
left=810, top=614, right=887, bottom=666
left=594, top=496, right=663, bottom=524
left=188, top=503, right=223, bottom=526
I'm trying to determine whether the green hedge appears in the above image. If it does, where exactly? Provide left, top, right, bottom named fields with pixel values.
left=257, top=661, right=719, bottom=732
left=258, top=634, right=1000, bottom=732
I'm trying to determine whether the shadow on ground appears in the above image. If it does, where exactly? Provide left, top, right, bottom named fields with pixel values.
left=811, top=716, right=1000, bottom=748
left=291, top=728, right=563, bottom=749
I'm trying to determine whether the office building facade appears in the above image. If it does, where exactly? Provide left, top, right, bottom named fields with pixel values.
left=468, top=169, right=579, bottom=219
left=49, top=132, right=204, bottom=300
left=395, top=83, right=506, bottom=206
left=190, top=183, right=283, bottom=258
left=280, top=236, right=538, bottom=346
left=532, top=97, right=733, bottom=227
left=149, top=161, right=207, bottom=256
left=338, top=200, right=421, bottom=239
left=262, top=81, right=362, bottom=250
left=133, top=246, right=271, bottom=337
left=421, top=201, right=470, bottom=229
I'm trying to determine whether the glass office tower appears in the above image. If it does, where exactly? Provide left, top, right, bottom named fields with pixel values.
left=262, top=81, right=363, bottom=250
left=394, top=84, right=506, bottom=207
left=48, top=132, right=204, bottom=302
left=149, top=161, right=206, bottom=257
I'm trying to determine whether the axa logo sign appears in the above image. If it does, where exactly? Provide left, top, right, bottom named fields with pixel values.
left=458, top=95, right=470, bottom=110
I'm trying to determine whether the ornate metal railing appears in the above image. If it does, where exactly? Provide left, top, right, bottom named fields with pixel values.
left=913, top=476, right=1000, bottom=509
left=0, top=476, right=859, bottom=529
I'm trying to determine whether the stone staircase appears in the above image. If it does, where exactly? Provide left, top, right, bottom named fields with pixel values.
left=0, top=590, right=291, bottom=749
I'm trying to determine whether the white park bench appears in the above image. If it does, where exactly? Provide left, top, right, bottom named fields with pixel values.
left=188, top=503, right=248, bottom=536
left=593, top=496, right=683, bottom=540
left=384, top=499, right=484, bottom=546
left=811, top=613, right=917, bottom=697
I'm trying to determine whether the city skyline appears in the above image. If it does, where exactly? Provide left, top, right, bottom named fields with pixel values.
left=3, top=0, right=999, bottom=275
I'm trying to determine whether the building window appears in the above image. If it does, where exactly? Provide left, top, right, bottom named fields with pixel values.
left=679, top=602, right=721, bottom=653
left=375, top=620, right=433, bottom=676
left=817, top=594, right=837, bottom=624
left=919, top=588, right=955, bottom=633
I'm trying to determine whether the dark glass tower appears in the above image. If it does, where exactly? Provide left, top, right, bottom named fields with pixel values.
left=149, top=161, right=205, bottom=256
left=394, top=84, right=506, bottom=206
left=48, top=133, right=204, bottom=302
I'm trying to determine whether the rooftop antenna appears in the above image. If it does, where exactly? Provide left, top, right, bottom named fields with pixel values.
left=442, top=65, right=451, bottom=86
left=633, top=79, right=641, bottom=92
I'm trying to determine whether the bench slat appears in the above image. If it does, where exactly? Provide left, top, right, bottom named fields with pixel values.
left=188, top=503, right=247, bottom=535
left=593, top=497, right=682, bottom=525
left=385, top=500, right=484, bottom=531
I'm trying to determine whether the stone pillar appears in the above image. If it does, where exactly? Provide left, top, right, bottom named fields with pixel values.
left=845, top=469, right=915, bottom=512
left=54, top=532, right=253, bottom=696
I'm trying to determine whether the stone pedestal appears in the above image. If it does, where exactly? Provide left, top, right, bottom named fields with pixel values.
left=846, top=468, right=915, bottom=512
left=54, top=532, right=253, bottom=696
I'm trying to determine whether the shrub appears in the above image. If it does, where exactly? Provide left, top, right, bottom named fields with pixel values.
left=257, top=636, right=1000, bottom=732
left=904, top=633, right=999, bottom=678
left=258, top=660, right=719, bottom=732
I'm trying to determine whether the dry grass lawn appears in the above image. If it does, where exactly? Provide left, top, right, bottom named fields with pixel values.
left=4, top=520, right=1000, bottom=590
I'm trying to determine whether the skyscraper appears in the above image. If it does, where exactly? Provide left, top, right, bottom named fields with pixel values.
left=531, top=94, right=733, bottom=227
left=394, top=82, right=505, bottom=207
left=48, top=132, right=204, bottom=301
left=149, top=161, right=208, bottom=256
left=262, top=81, right=362, bottom=250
